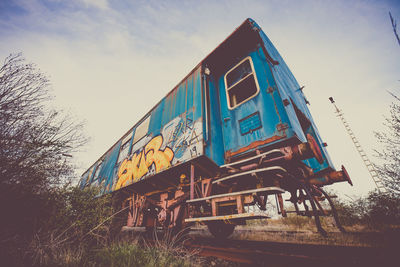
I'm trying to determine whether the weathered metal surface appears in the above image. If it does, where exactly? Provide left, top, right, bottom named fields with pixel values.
left=225, top=135, right=284, bottom=158
left=217, top=49, right=290, bottom=160
left=308, top=165, right=353, bottom=186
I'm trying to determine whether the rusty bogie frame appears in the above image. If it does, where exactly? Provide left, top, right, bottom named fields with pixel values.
left=119, top=138, right=351, bottom=236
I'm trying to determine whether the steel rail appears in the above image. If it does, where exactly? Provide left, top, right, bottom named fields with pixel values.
left=184, top=237, right=388, bottom=266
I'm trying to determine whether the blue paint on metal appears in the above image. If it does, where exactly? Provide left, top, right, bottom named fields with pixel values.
left=79, top=170, right=90, bottom=189
left=98, top=141, right=121, bottom=193
left=149, top=100, right=164, bottom=133
left=175, top=83, right=186, bottom=117
left=218, top=49, right=293, bottom=158
left=249, top=19, right=333, bottom=171
left=127, top=128, right=136, bottom=155
left=239, top=112, right=261, bottom=135
left=204, top=75, right=225, bottom=166
left=186, top=76, right=194, bottom=114
left=88, top=161, right=101, bottom=185
left=193, top=71, right=202, bottom=120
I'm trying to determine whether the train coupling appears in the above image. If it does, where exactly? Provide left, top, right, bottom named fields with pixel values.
left=308, top=165, right=353, bottom=186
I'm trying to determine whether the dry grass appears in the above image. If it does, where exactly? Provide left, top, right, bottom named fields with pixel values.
left=233, top=227, right=385, bottom=247
left=29, top=232, right=86, bottom=267
left=190, top=216, right=388, bottom=248
left=28, top=227, right=207, bottom=267
left=232, top=217, right=387, bottom=247
left=92, top=228, right=204, bottom=267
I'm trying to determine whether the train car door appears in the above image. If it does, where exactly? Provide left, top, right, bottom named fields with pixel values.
left=219, top=51, right=286, bottom=160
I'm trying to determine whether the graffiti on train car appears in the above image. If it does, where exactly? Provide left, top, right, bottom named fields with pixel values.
left=162, top=111, right=203, bottom=164
left=115, top=111, right=203, bottom=190
left=115, top=135, right=174, bottom=190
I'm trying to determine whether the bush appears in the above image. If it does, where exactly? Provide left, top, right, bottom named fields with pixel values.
left=28, top=186, right=112, bottom=266
left=0, top=185, right=112, bottom=266
left=335, top=191, right=400, bottom=228
left=365, top=192, right=400, bottom=226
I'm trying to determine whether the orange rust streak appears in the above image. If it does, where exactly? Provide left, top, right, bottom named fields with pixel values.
left=226, top=135, right=284, bottom=158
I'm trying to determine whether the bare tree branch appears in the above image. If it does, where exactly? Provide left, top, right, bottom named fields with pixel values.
left=0, top=53, right=88, bottom=192
left=389, top=12, right=400, bottom=46
left=375, top=92, right=400, bottom=195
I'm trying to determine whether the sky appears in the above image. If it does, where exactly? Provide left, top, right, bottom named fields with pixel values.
left=1, top=0, right=400, bottom=198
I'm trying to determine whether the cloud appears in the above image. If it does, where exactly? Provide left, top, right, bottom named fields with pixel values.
left=80, top=0, right=109, bottom=10
left=1, top=0, right=399, bottom=195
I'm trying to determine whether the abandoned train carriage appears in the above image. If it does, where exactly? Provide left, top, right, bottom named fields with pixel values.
left=79, top=18, right=352, bottom=237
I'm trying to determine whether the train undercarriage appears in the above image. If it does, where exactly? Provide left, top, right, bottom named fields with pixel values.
left=116, top=135, right=352, bottom=238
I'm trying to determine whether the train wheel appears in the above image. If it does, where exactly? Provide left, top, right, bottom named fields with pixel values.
left=299, top=183, right=327, bottom=236
left=207, top=221, right=235, bottom=239
left=313, top=186, right=346, bottom=233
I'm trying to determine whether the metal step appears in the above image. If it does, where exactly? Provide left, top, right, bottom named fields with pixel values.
left=187, top=186, right=285, bottom=203
left=221, top=149, right=283, bottom=169
left=213, top=166, right=287, bottom=184
left=185, top=212, right=270, bottom=223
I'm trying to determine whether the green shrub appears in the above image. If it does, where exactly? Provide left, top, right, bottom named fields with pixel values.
left=27, top=186, right=113, bottom=266
left=334, top=191, right=400, bottom=228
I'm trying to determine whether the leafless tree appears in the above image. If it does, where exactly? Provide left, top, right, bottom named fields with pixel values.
left=0, top=53, right=88, bottom=192
left=375, top=93, right=400, bottom=196
left=373, top=13, right=400, bottom=195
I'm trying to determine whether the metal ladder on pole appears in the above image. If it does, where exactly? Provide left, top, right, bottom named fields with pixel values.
left=329, top=97, right=386, bottom=193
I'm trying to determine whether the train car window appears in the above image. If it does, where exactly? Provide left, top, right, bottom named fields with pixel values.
left=117, top=132, right=133, bottom=165
left=92, top=160, right=103, bottom=184
left=117, top=139, right=131, bottom=165
left=132, top=116, right=150, bottom=144
left=80, top=168, right=93, bottom=187
left=224, top=57, right=260, bottom=109
left=85, top=167, right=94, bottom=186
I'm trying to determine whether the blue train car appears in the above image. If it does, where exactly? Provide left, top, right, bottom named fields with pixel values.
left=80, top=19, right=352, bottom=236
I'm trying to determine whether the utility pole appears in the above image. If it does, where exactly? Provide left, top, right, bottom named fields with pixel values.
left=329, top=97, right=386, bottom=193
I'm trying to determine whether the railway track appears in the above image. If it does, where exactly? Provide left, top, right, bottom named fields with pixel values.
left=185, top=237, right=390, bottom=266
left=122, top=227, right=395, bottom=266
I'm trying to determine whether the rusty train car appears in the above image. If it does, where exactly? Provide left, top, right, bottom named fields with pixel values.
left=79, top=18, right=352, bottom=237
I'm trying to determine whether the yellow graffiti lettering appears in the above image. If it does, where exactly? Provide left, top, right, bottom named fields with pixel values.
left=145, top=136, right=174, bottom=173
left=115, top=158, right=133, bottom=190
left=132, top=151, right=149, bottom=182
left=115, top=135, right=174, bottom=189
